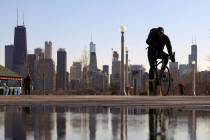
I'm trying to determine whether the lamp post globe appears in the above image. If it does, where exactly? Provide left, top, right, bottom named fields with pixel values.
left=120, top=25, right=126, bottom=33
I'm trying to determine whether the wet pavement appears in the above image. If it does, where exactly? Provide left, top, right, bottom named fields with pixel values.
left=0, top=105, right=209, bottom=140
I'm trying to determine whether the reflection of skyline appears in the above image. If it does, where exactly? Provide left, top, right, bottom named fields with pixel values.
left=32, top=106, right=54, bottom=140
left=89, top=108, right=96, bottom=140
left=1, top=106, right=210, bottom=140
left=5, top=107, right=26, bottom=140
left=111, top=108, right=120, bottom=140
left=56, top=106, right=66, bottom=140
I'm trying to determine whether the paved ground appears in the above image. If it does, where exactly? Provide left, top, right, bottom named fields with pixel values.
left=0, top=95, right=210, bottom=108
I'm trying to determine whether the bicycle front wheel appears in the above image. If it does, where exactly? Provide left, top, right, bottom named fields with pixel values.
left=157, top=62, right=171, bottom=96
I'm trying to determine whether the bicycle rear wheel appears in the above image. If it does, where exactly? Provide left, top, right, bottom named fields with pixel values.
left=156, top=62, right=171, bottom=96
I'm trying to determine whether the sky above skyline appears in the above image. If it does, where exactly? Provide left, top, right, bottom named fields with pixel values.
left=0, top=0, right=210, bottom=71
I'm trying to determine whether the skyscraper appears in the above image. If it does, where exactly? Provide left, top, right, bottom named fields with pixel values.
left=5, top=45, right=14, bottom=70
left=103, top=65, right=109, bottom=75
left=103, top=65, right=109, bottom=90
left=33, top=59, right=55, bottom=91
left=191, top=44, right=197, bottom=71
left=45, top=41, right=52, bottom=59
left=70, top=62, right=82, bottom=90
left=89, top=41, right=97, bottom=71
left=34, top=48, right=44, bottom=60
left=70, top=62, right=82, bottom=81
left=128, top=65, right=146, bottom=93
left=56, top=48, right=67, bottom=90
left=13, top=26, right=27, bottom=65
left=110, top=51, right=121, bottom=94
left=13, top=25, right=27, bottom=76
left=188, top=43, right=197, bottom=71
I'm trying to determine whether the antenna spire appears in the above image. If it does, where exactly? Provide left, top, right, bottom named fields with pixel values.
left=191, top=36, right=194, bottom=45
left=17, top=8, right=19, bottom=26
left=23, top=10, right=25, bottom=26
left=91, top=33, right=92, bottom=42
left=195, top=36, right=197, bottom=45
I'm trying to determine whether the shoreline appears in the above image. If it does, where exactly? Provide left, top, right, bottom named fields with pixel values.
left=0, top=95, right=210, bottom=108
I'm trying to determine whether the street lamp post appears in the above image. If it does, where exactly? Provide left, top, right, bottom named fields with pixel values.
left=120, top=25, right=126, bottom=95
left=192, top=61, right=196, bottom=96
left=125, top=47, right=128, bottom=90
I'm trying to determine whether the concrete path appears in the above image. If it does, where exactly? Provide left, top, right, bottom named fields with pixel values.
left=0, top=95, right=210, bottom=108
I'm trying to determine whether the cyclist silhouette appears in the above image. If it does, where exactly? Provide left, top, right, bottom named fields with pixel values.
left=146, top=27, right=175, bottom=92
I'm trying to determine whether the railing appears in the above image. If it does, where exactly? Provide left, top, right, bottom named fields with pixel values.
left=0, top=87, right=21, bottom=95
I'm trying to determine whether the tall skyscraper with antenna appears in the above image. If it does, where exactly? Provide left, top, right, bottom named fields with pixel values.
left=89, top=40, right=97, bottom=71
left=12, top=9, right=28, bottom=76
left=188, top=39, right=197, bottom=71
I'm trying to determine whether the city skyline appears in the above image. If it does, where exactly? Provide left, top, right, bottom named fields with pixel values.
left=1, top=0, right=210, bottom=71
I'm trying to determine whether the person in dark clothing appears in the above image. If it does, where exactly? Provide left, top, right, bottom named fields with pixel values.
left=178, top=83, right=184, bottom=95
left=24, top=74, right=32, bottom=95
left=146, top=27, right=175, bottom=92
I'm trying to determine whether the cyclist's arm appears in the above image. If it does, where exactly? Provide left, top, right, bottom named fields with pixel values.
left=165, top=35, right=173, bottom=56
left=146, top=33, right=152, bottom=45
left=146, top=28, right=157, bottom=45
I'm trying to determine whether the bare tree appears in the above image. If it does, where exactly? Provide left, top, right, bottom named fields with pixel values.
left=80, top=46, right=89, bottom=69
left=80, top=46, right=89, bottom=93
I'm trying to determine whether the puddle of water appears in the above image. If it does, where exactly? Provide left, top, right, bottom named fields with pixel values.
left=0, top=106, right=210, bottom=140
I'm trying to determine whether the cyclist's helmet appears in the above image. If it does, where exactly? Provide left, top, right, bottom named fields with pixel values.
left=157, top=27, right=164, bottom=33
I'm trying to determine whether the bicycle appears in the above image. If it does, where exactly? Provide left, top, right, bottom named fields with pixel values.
left=152, top=53, right=174, bottom=96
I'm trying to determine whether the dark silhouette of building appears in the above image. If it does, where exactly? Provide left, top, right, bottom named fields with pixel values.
left=189, top=44, right=197, bottom=71
left=5, top=44, right=14, bottom=70
left=89, top=41, right=97, bottom=71
left=110, top=51, right=121, bottom=94
left=56, top=48, right=67, bottom=90
left=13, top=25, right=27, bottom=77
left=13, top=26, right=27, bottom=65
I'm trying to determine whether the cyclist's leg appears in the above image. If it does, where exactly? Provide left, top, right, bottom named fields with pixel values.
left=158, top=51, right=169, bottom=77
left=148, top=47, right=157, bottom=92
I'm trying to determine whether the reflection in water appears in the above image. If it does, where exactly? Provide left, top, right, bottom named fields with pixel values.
left=188, top=110, right=197, bottom=140
left=56, top=107, right=66, bottom=140
left=5, top=106, right=26, bottom=140
left=149, top=109, right=157, bottom=140
left=32, top=106, right=54, bottom=140
left=149, top=109, right=177, bottom=140
left=120, top=108, right=127, bottom=140
left=89, top=108, right=96, bottom=140
left=1, top=106, right=209, bottom=140
left=111, top=108, right=120, bottom=140
left=148, top=109, right=198, bottom=140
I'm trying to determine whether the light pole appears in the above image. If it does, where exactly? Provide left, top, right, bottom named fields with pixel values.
left=120, top=25, right=126, bottom=95
left=125, top=47, right=128, bottom=92
left=192, top=61, right=196, bottom=96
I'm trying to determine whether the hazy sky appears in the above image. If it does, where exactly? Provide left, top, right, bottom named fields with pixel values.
left=0, top=0, right=210, bottom=71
